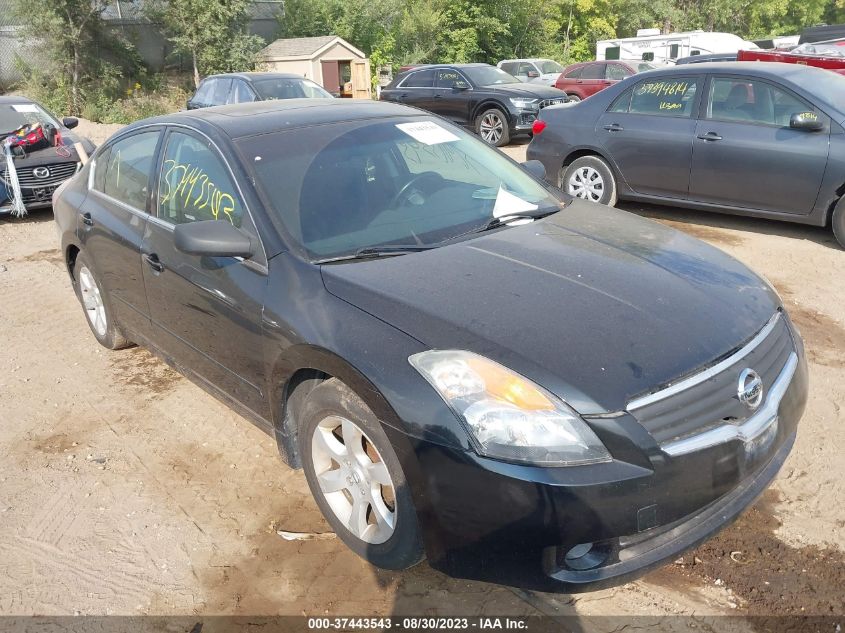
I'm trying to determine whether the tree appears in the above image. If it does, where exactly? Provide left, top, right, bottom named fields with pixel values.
left=146, top=0, right=264, bottom=88
left=11, top=0, right=111, bottom=114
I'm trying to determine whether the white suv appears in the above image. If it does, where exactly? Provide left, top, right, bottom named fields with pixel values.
left=497, top=58, right=565, bottom=85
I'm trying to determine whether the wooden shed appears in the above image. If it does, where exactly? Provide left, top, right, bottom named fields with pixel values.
left=258, top=35, right=371, bottom=99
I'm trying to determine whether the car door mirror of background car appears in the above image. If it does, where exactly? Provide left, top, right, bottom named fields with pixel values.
left=174, top=220, right=255, bottom=259
left=521, top=159, right=546, bottom=180
left=790, top=112, right=825, bottom=132
left=62, top=117, right=79, bottom=129
left=527, top=70, right=540, bottom=78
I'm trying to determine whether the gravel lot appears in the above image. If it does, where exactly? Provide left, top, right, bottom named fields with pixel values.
left=0, top=121, right=842, bottom=622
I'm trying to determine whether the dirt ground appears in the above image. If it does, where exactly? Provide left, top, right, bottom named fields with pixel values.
left=0, top=122, right=843, bottom=625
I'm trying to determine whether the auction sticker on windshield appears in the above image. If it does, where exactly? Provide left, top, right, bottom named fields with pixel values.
left=396, top=121, right=461, bottom=145
left=12, top=104, right=39, bottom=113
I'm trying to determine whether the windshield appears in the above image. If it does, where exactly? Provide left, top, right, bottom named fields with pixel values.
left=539, top=60, right=564, bottom=74
left=239, top=117, right=561, bottom=260
left=463, top=66, right=521, bottom=86
left=253, top=78, right=333, bottom=100
left=0, top=101, right=61, bottom=135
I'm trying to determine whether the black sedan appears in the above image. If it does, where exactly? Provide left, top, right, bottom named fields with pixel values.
left=527, top=62, right=845, bottom=248
left=380, top=64, right=567, bottom=146
left=54, top=99, right=807, bottom=591
left=186, top=72, right=333, bottom=109
left=1, top=96, right=95, bottom=216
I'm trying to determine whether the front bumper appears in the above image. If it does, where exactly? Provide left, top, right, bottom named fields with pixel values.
left=397, top=342, right=807, bottom=592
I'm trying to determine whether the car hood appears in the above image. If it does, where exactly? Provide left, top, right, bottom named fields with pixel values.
left=320, top=201, right=780, bottom=414
left=0, top=130, right=93, bottom=168
left=481, top=82, right=567, bottom=99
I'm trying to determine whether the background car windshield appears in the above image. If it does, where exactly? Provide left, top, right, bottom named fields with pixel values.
left=240, top=117, right=560, bottom=259
left=539, top=60, right=564, bottom=74
left=0, top=102, right=60, bottom=135
left=463, top=66, right=521, bottom=85
left=253, top=78, right=333, bottom=99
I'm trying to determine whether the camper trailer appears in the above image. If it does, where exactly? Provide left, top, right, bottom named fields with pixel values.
left=596, top=29, right=757, bottom=65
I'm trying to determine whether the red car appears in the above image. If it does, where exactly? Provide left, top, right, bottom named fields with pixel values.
left=554, top=60, right=658, bottom=101
left=737, top=40, right=845, bottom=75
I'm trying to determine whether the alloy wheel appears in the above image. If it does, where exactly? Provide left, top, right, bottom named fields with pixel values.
left=568, top=166, right=605, bottom=202
left=78, top=266, right=108, bottom=337
left=480, top=112, right=504, bottom=144
left=311, top=415, right=397, bottom=544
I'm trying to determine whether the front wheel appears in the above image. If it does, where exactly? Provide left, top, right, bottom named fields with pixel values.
left=833, top=196, right=845, bottom=249
left=561, top=156, right=618, bottom=206
left=72, top=252, right=132, bottom=350
left=476, top=107, right=511, bottom=147
left=299, top=378, right=425, bottom=570
left=566, top=94, right=582, bottom=103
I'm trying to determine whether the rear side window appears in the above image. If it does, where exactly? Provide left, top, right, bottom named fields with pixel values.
left=625, top=77, right=699, bottom=117
left=194, top=80, right=214, bottom=104
left=157, top=131, right=244, bottom=227
left=500, top=62, right=518, bottom=75
left=211, top=78, right=232, bottom=105
left=564, top=67, right=583, bottom=79
left=581, top=64, right=605, bottom=80
left=402, top=69, right=435, bottom=88
left=101, top=131, right=159, bottom=210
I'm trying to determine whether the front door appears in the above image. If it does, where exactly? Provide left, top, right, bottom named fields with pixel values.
left=577, top=63, right=609, bottom=98
left=689, top=76, right=830, bottom=215
left=81, top=129, right=162, bottom=338
left=432, top=68, right=473, bottom=125
left=141, top=129, right=269, bottom=417
left=596, top=75, right=700, bottom=198
left=321, top=60, right=340, bottom=95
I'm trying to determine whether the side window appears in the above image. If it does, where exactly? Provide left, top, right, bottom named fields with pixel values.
left=609, top=88, right=633, bottom=113
left=436, top=69, right=469, bottom=89
left=669, top=43, right=680, bottom=59
left=606, top=64, right=632, bottom=80
left=500, top=62, right=517, bottom=75
left=581, top=64, right=605, bottom=80
left=627, top=77, right=698, bottom=116
left=157, top=132, right=244, bottom=228
left=101, top=132, right=159, bottom=210
left=231, top=80, right=255, bottom=104
left=402, top=69, right=435, bottom=88
left=518, top=62, right=536, bottom=76
left=706, top=77, right=819, bottom=126
left=210, top=78, right=232, bottom=105
left=92, top=146, right=111, bottom=191
left=565, top=67, right=583, bottom=79
left=194, top=80, right=214, bottom=104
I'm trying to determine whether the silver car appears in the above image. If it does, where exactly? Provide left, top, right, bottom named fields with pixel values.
left=497, top=58, right=564, bottom=86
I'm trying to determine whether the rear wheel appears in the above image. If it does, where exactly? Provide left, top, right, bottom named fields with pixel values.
left=299, top=378, right=424, bottom=570
left=567, top=94, right=581, bottom=103
left=561, top=156, right=617, bottom=206
left=833, top=197, right=845, bottom=249
left=476, top=107, right=511, bottom=147
left=72, top=253, right=131, bottom=350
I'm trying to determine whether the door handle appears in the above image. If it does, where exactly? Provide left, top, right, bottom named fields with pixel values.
left=433, top=94, right=443, bottom=99
left=603, top=123, right=624, bottom=132
left=398, top=93, right=409, bottom=99
left=697, top=132, right=723, bottom=141
left=81, top=212, right=94, bottom=226
left=143, top=253, right=164, bottom=273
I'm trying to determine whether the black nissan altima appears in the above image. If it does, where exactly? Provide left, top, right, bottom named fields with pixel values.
left=53, top=99, right=807, bottom=591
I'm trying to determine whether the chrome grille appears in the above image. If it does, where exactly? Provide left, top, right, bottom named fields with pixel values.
left=627, top=312, right=794, bottom=445
left=539, top=98, right=567, bottom=109
left=1, top=161, right=78, bottom=188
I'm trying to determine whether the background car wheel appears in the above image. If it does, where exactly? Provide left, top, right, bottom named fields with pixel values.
left=561, top=156, right=618, bottom=206
left=833, top=197, right=845, bottom=249
left=299, top=378, right=425, bottom=570
left=72, top=253, right=132, bottom=350
left=476, top=107, right=510, bottom=147
left=566, top=94, right=581, bottom=102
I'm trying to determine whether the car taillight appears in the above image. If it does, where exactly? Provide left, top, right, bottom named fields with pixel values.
left=532, top=120, right=546, bottom=135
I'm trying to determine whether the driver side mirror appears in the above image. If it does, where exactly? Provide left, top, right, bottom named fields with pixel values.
left=527, top=70, right=540, bottom=78
left=62, top=117, right=79, bottom=129
left=174, top=220, right=255, bottom=259
left=521, top=159, right=546, bottom=180
left=790, top=112, right=824, bottom=132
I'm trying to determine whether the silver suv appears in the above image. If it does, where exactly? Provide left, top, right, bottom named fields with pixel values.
left=497, top=58, right=564, bottom=85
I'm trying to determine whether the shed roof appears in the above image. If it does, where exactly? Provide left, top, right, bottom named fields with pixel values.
left=259, top=35, right=366, bottom=60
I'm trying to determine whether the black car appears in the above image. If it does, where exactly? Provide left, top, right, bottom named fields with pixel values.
left=1, top=96, right=95, bottom=216
left=528, top=62, right=845, bottom=248
left=380, top=63, right=568, bottom=146
left=186, top=72, right=333, bottom=109
left=54, top=99, right=806, bottom=591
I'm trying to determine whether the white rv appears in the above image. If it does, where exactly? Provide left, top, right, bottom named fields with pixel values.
left=596, top=29, right=758, bottom=65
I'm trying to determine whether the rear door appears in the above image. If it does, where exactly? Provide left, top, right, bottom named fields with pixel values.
left=82, top=129, right=162, bottom=338
left=392, top=68, right=436, bottom=109
left=596, top=75, right=701, bottom=198
left=688, top=75, right=830, bottom=214
left=141, top=128, right=270, bottom=416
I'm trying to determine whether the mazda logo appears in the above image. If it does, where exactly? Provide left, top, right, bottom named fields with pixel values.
left=737, top=368, right=763, bottom=410
left=32, top=167, right=50, bottom=179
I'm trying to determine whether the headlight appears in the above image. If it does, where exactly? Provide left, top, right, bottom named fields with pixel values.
left=509, top=97, right=539, bottom=109
left=409, top=350, right=611, bottom=466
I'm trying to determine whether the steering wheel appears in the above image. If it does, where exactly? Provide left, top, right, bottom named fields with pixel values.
left=390, top=172, right=444, bottom=208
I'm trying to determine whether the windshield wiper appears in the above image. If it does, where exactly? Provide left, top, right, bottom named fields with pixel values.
left=446, top=208, right=560, bottom=242
left=314, top=244, right=434, bottom=264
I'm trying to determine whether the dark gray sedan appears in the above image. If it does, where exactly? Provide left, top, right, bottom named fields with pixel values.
left=527, top=62, right=845, bottom=247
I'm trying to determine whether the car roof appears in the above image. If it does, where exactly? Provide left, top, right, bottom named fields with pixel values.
left=203, top=72, right=307, bottom=83
left=119, top=99, right=427, bottom=141
left=0, top=95, right=34, bottom=104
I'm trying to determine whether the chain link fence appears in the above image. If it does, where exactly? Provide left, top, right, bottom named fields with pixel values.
left=0, top=0, right=23, bottom=89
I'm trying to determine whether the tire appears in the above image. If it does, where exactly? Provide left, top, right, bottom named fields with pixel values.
left=476, top=107, right=511, bottom=147
left=72, top=252, right=132, bottom=350
left=833, top=197, right=845, bottom=249
left=566, top=94, right=582, bottom=103
left=561, top=155, right=618, bottom=206
left=299, top=378, right=425, bottom=570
